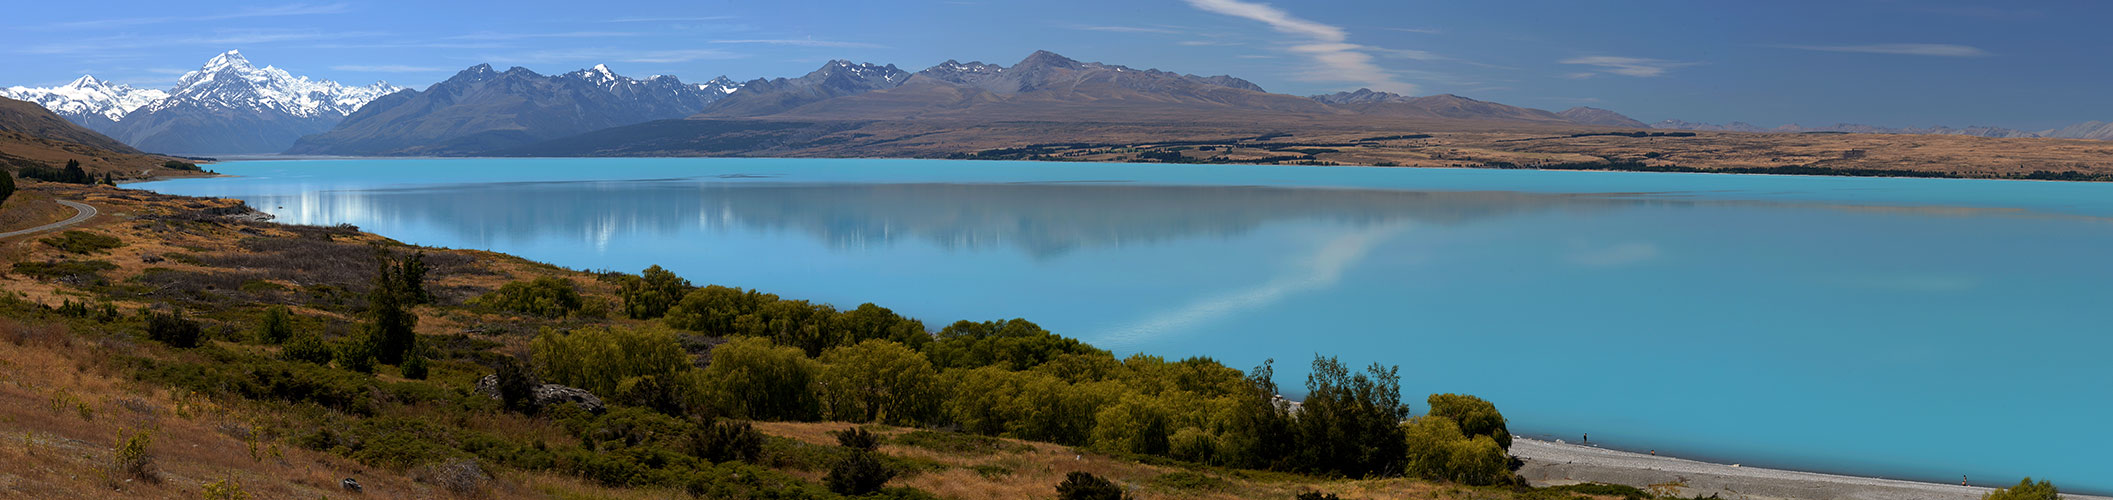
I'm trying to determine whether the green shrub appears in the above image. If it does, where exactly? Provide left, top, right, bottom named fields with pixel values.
left=201, top=475, right=248, bottom=500
left=825, top=449, right=894, bottom=496
left=1403, top=415, right=1515, bottom=486
left=689, top=420, right=764, bottom=463
left=1147, top=471, right=1224, bottom=490
left=111, top=428, right=156, bottom=482
left=891, top=430, right=1031, bottom=456
left=834, top=427, right=880, bottom=451
left=40, top=230, right=125, bottom=254
left=11, top=259, right=118, bottom=281
left=1983, top=478, right=2061, bottom=500
left=254, top=306, right=293, bottom=344
left=475, top=277, right=583, bottom=318
left=700, top=337, right=819, bottom=421
left=145, top=310, right=202, bottom=348
left=401, top=343, right=430, bottom=380
left=619, top=265, right=691, bottom=319
left=0, top=169, right=13, bottom=205
left=1428, top=393, right=1512, bottom=450
left=336, top=334, right=378, bottom=373
left=530, top=324, right=687, bottom=396
left=1056, top=472, right=1130, bottom=500
left=281, top=329, right=333, bottom=364
left=819, top=340, right=940, bottom=425
left=162, top=160, right=201, bottom=171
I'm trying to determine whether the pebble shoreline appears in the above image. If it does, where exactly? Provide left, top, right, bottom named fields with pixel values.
left=1512, top=438, right=2109, bottom=500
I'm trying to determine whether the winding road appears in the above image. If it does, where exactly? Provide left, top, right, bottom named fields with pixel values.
left=0, top=200, right=97, bottom=239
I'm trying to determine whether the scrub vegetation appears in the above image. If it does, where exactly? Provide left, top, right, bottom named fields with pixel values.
left=0, top=182, right=2062, bottom=499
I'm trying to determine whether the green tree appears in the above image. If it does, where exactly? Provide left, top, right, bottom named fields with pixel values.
left=927, top=318, right=1105, bottom=370
left=1217, top=359, right=1293, bottom=470
left=365, top=250, right=428, bottom=364
left=1426, top=393, right=1512, bottom=450
left=699, top=337, right=819, bottom=421
left=1983, top=478, right=2061, bottom=500
left=835, top=303, right=930, bottom=349
left=664, top=285, right=771, bottom=334
left=619, top=265, right=692, bottom=319
left=1292, top=356, right=1408, bottom=478
left=63, top=159, right=88, bottom=184
left=0, top=168, right=15, bottom=206
left=818, top=340, right=941, bottom=425
left=400, top=341, right=430, bottom=380
left=475, top=277, right=583, bottom=318
left=1402, top=414, right=1514, bottom=486
left=531, top=325, right=688, bottom=396
left=1090, top=396, right=1172, bottom=456
left=254, top=305, right=294, bottom=344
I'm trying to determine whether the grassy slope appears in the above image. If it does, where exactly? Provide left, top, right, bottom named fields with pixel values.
left=0, top=183, right=1633, bottom=500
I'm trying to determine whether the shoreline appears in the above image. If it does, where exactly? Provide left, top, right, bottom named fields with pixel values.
left=1513, top=438, right=2110, bottom=500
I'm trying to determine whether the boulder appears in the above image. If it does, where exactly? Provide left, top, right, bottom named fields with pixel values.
left=474, top=374, right=604, bottom=413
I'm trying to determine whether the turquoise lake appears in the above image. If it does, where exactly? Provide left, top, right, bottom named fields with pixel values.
left=136, top=158, right=2113, bottom=491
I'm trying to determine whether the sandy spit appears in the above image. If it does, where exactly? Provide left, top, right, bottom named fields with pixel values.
left=1512, top=438, right=2108, bottom=500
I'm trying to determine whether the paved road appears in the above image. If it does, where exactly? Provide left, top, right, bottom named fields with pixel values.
left=0, top=200, right=97, bottom=239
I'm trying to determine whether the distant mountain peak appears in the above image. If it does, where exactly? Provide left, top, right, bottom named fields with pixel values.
left=1556, top=106, right=1648, bottom=128
left=202, top=49, right=254, bottom=72
left=1016, top=50, right=1083, bottom=70
left=64, top=75, right=103, bottom=88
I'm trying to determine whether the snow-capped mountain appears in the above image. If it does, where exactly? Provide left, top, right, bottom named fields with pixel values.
left=138, top=50, right=398, bottom=118
left=0, top=76, right=168, bottom=133
left=103, top=50, right=404, bottom=154
left=288, top=63, right=738, bottom=156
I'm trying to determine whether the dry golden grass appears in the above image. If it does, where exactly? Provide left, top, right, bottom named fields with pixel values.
left=749, top=422, right=1604, bottom=500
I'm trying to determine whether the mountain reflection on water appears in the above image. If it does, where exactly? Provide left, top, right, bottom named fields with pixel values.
left=268, top=180, right=1640, bottom=257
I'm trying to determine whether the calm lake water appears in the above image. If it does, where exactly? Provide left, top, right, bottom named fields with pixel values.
left=137, top=158, right=2113, bottom=491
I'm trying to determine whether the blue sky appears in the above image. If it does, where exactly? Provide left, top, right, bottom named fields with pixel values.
left=5, top=0, right=2107, bottom=129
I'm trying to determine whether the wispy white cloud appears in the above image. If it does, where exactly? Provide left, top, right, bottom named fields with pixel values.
left=331, top=64, right=449, bottom=72
left=1070, top=25, right=1186, bottom=35
left=1771, top=43, right=1990, bottom=57
left=447, top=31, right=641, bottom=41
left=709, top=38, right=887, bottom=49
left=20, top=29, right=385, bottom=55
left=1098, top=224, right=1408, bottom=346
left=1184, top=0, right=1413, bottom=93
left=1381, top=27, right=1443, bottom=35
left=50, top=3, right=351, bottom=30
left=604, top=16, right=735, bottom=23
left=481, top=47, right=745, bottom=65
left=1560, top=56, right=1696, bottom=78
left=620, top=49, right=745, bottom=63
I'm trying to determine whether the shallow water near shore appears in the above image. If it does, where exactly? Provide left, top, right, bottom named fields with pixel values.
left=138, top=158, right=2113, bottom=492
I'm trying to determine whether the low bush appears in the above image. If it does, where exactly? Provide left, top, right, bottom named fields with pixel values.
left=825, top=450, right=894, bottom=496
left=254, top=306, right=293, bottom=344
left=145, top=310, right=202, bottom=348
left=1057, top=472, right=1130, bottom=500
left=281, top=330, right=333, bottom=364
left=1148, top=471, right=1225, bottom=490
left=1983, top=478, right=2061, bottom=500
left=41, top=230, right=125, bottom=254
left=690, top=420, right=764, bottom=464
left=892, top=430, right=1031, bottom=455
left=474, top=277, right=583, bottom=318
left=111, top=428, right=156, bottom=482
left=11, top=259, right=117, bottom=281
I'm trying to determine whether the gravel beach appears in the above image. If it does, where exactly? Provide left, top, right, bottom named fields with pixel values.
left=1513, top=438, right=2109, bottom=500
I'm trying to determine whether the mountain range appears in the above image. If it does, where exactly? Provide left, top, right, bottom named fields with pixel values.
left=12, top=48, right=2113, bottom=159
left=286, top=64, right=737, bottom=156
left=0, top=95, right=192, bottom=178
left=5, top=51, right=400, bottom=155
left=1650, top=119, right=2113, bottom=141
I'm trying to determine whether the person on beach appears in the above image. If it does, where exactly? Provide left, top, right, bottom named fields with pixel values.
left=1583, top=433, right=1589, bottom=444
